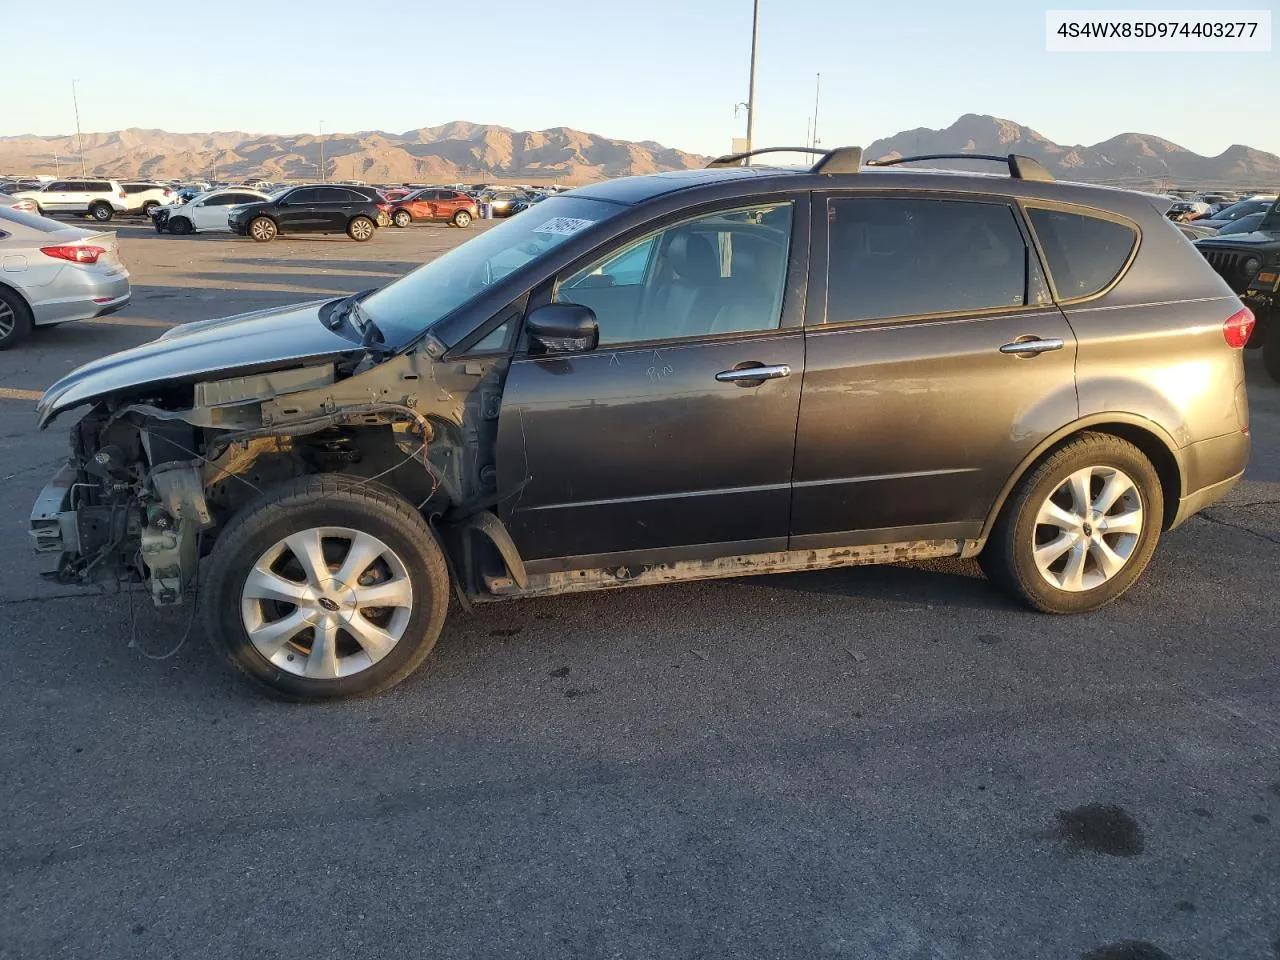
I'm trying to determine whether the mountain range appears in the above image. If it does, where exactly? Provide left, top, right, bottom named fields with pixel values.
left=1, top=115, right=1276, bottom=186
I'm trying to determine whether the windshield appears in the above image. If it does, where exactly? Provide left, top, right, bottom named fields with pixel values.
left=361, top=195, right=618, bottom=345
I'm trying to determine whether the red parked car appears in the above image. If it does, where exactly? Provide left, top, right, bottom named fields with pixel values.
left=381, top=188, right=415, bottom=203
left=389, top=188, right=478, bottom=228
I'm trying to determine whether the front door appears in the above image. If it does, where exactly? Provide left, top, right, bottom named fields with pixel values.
left=41, top=181, right=72, bottom=211
left=790, top=192, right=1079, bottom=547
left=276, top=188, right=319, bottom=231
left=496, top=197, right=808, bottom=566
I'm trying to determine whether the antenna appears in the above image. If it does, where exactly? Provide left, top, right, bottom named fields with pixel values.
left=811, top=73, right=821, bottom=150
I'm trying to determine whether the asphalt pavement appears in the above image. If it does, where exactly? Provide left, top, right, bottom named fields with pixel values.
left=1, top=219, right=1278, bottom=960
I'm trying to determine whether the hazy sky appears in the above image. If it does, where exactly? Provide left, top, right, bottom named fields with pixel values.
left=2, top=0, right=1277, bottom=156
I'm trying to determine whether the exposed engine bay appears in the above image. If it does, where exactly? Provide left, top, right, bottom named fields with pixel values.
left=29, top=340, right=515, bottom=606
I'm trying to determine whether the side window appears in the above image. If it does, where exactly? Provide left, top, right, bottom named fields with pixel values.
left=470, top=319, right=512, bottom=353
left=46, top=182, right=67, bottom=191
left=556, top=202, right=794, bottom=345
left=204, top=194, right=233, bottom=206
left=826, top=197, right=1027, bottom=323
left=90, top=182, right=111, bottom=192
left=285, top=188, right=318, bottom=204
left=64, top=181, right=87, bottom=192
left=1026, top=207, right=1138, bottom=300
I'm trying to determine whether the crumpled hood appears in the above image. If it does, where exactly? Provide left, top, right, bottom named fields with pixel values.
left=37, top=299, right=360, bottom=426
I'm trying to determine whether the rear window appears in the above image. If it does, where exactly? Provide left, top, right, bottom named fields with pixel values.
left=1026, top=207, right=1138, bottom=300
left=0, top=207, right=69, bottom=233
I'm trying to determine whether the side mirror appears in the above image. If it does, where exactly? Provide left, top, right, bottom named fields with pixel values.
left=525, top=303, right=599, bottom=354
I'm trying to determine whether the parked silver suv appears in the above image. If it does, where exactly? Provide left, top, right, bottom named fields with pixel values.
left=28, top=147, right=1251, bottom=700
left=13, top=179, right=129, bottom=221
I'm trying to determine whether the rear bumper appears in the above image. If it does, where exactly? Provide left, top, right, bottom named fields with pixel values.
left=1170, top=430, right=1250, bottom=528
left=30, top=270, right=132, bottom=326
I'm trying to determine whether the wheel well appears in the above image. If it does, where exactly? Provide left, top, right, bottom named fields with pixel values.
left=1086, top=423, right=1181, bottom=529
left=996, top=423, right=1182, bottom=533
left=0, top=280, right=33, bottom=316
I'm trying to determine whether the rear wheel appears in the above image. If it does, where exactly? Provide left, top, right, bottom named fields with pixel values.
left=204, top=476, right=451, bottom=701
left=393, top=209, right=411, bottom=228
left=348, top=215, right=375, bottom=241
left=168, top=216, right=193, bottom=235
left=249, top=216, right=277, bottom=242
left=979, top=433, right=1163, bottom=613
left=141, top=200, right=160, bottom=217
left=89, top=202, right=113, bottom=222
left=0, top=286, right=34, bottom=350
left=453, top=210, right=472, bottom=228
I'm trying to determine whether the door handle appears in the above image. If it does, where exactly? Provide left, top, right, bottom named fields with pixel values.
left=999, top=337, right=1064, bottom=357
left=715, top=364, right=792, bottom=383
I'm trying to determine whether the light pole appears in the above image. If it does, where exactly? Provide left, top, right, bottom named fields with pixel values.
left=53, top=152, right=61, bottom=178
left=318, top=121, right=326, bottom=183
left=745, top=0, right=760, bottom=163
left=71, top=79, right=87, bottom=178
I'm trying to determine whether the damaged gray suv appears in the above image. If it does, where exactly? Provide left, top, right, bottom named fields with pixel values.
left=29, top=147, right=1252, bottom=700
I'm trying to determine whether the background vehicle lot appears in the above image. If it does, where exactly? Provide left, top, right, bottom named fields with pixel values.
left=1, top=225, right=1279, bottom=958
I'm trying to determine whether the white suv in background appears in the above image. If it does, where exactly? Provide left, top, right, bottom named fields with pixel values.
left=13, top=179, right=129, bottom=222
left=120, top=182, right=177, bottom=216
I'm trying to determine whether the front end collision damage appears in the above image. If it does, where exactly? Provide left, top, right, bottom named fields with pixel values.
left=29, top=341, right=522, bottom=608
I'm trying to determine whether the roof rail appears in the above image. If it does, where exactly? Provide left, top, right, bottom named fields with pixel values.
left=705, top=146, right=827, bottom=168
left=866, top=153, right=1055, bottom=182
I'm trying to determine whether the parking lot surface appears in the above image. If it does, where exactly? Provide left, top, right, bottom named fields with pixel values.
left=2, top=220, right=1278, bottom=960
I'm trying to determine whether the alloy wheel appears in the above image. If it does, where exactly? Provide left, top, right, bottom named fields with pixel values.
left=251, top=218, right=275, bottom=241
left=0, top=300, right=14, bottom=340
left=240, top=526, right=414, bottom=679
left=1032, top=465, right=1144, bottom=592
left=351, top=218, right=373, bottom=240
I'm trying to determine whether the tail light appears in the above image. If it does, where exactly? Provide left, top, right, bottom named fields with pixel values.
left=1223, top=306, right=1256, bottom=348
left=40, top=245, right=105, bottom=264
left=118, top=190, right=127, bottom=199
left=376, top=203, right=392, bottom=213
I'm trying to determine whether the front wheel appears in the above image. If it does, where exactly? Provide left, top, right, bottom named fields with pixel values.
left=392, top=209, right=411, bottom=228
left=203, top=476, right=451, bottom=701
left=979, top=433, right=1163, bottom=613
left=453, top=210, right=472, bottom=228
left=89, top=202, right=113, bottom=222
left=168, top=216, right=193, bottom=235
left=249, top=216, right=277, bottom=242
left=1264, top=319, right=1280, bottom=383
left=347, top=216, right=375, bottom=241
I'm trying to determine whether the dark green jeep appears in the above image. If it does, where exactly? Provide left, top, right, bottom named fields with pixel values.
left=1195, top=197, right=1280, bottom=381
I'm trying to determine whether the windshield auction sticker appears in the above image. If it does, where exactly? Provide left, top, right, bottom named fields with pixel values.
left=1046, top=10, right=1271, bottom=51
left=532, top=217, right=596, bottom=236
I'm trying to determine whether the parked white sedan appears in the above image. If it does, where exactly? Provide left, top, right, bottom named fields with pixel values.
left=0, top=206, right=131, bottom=348
left=151, top=188, right=271, bottom=234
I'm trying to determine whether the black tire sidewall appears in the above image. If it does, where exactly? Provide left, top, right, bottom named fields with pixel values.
left=90, top=203, right=112, bottom=221
left=988, top=435, right=1163, bottom=613
left=169, top=217, right=192, bottom=235
left=205, top=482, right=449, bottom=700
left=1264, top=318, right=1280, bottom=383
left=0, top=286, right=34, bottom=349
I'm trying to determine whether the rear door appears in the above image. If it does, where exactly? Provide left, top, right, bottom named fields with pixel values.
left=790, top=192, right=1078, bottom=548
left=496, top=196, right=809, bottom=566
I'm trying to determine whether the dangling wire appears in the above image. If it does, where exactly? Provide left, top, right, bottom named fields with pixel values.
left=127, top=532, right=203, bottom=661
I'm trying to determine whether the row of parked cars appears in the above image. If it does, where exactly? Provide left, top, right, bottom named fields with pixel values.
left=0, top=179, right=180, bottom=221
left=1168, top=194, right=1277, bottom=237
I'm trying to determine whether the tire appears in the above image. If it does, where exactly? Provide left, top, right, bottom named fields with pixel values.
left=249, top=216, right=277, bottom=242
left=347, top=215, right=375, bottom=241
left=393, top=209, right=411, bottom=228
left=89, top=202, right=113, bottom=222
left=1264, top=319, right=1280, bottom=383
left=141, top=200, right=160, bottom=216
left=168, top=216, right=193, bottom=236
left=453, top=210, right=472, bottom=228
left=0, top=286, right=34, bottom=350
left=203, top=475, right=451, bottom=701
left=979, top=432, right=1163, bottom=614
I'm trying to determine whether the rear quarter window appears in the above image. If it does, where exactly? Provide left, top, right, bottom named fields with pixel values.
left=1026, top=207, right=1138, bottom=301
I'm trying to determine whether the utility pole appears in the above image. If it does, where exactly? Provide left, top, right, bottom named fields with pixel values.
left=745, top=0, right=759, bottom=163
left=811, top=72, right=821, bottom=152
left=53, top=152, right=61, bottom=178
left=319, top=121, right=326, bottom=183
left=71, top=79, right=87, bottom=178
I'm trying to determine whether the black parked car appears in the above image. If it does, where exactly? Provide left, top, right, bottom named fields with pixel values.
left=30, top=146, right=1251, bottom=700
left=227, top=185, right=392, bottom=242
left=1195, top=196, right=1280, bottom=380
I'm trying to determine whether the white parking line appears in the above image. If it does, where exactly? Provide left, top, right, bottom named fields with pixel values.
left=0, top=388, right=43, bottom=401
